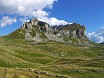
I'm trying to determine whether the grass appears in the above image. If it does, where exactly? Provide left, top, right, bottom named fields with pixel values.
left=30, top=29, right=36, bottom=37
left=6, top=28, right=25, bottom=39
left=0, top=36, right=104, bottom=78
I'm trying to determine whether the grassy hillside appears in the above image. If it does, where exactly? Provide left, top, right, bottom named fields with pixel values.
left=5, top=29, right=26, bottom=39
left=0, top=36, right=104, bottom=78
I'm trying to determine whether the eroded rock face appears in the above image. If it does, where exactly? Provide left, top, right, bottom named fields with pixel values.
left=30, top=18, right=38, bottom=25
left=21, top=18, right=88, bottom=43
left=58, top=23, right=87, bottom=39
left=32, top=32, right=43, bottom=42
left=25, top=32, right=32, bottom=41
left=45, top=33, right=64, bottom=42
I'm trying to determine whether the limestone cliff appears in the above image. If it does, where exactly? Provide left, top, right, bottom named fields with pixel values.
left=57, top=23, right=88, bottom=39
left=7, top=18, right=89, bottom=45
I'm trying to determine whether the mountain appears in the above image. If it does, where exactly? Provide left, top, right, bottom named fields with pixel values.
left=0, top=18, right=104, bottom=78
left=6, top=18, right=89, bottom=46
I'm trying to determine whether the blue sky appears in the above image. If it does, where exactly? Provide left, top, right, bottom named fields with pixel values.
left=49, top=0, right=104, bottom=32
left=0, top=0, right=104, bottom=42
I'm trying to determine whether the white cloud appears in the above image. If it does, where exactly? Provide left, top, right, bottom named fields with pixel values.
left=20, top=17, right=31, bottom=24
left=32, top=10, right=49, bottom=18
left=38, top=17, right=68, bottom=26
left=20, top=16, right=68, bottom=26
left=0, top=0, right=69, bottom=26
left=0, top=16, right=17, bottom=27
left=18, top=6, right=26, bottom=15
left=0, top=0, right=57, bottom=16
left=49, top=17, right=68, bottom=26
left=87, top=26, right=104, bottom=43
left=69, top=22, right=73, bottom=25
left=0, top=0, right=18, bottom=14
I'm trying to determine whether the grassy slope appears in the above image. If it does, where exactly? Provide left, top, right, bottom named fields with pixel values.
left=0, top=22, right=103, bottom=78
left=0, top=31, right=104, bottom=78
left=5, top=28, right=26, bottom=39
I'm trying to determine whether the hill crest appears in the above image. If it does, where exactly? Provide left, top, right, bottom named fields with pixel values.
left=6, top=18, right=89, bottom=46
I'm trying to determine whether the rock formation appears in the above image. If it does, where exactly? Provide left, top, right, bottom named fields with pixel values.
left=13, top=18, right=89, bottom=45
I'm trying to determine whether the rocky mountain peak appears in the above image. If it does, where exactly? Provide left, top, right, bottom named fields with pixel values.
left=7, top=18, right=89, bottom=45
left=21, top=18, right=50, bottom=29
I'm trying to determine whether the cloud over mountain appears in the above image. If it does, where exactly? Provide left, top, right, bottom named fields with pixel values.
left=38, top=17, right=68, bottom=26
left=87, top=26, right=104, bottom=43
left=0, top=0, right=68, bottom=26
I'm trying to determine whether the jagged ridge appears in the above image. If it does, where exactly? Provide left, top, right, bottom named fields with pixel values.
left=6, top=18, right=89, bottom=45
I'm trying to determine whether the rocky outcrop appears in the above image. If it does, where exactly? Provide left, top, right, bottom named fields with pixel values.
left=21, top=18, right=88, bottom=44
left=45, top=33, right=64, bottom=42
left=57, top=23, right=87, bottom=39
left=32, top=32, right=43, bottom=42
left=25, top=32, right=32, bottom=41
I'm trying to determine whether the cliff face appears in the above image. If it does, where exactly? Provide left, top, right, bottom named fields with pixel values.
left=57, top=23, right=87, bottom=39
left=7, top=18, right=89, bottom=45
